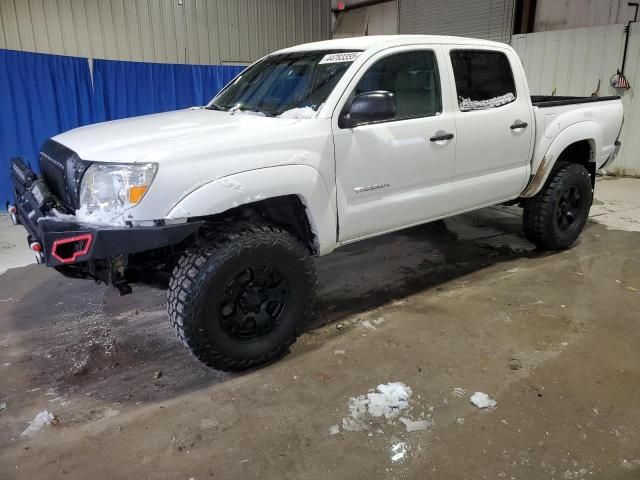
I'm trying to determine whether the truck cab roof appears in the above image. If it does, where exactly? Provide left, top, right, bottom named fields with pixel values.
left=274, top=34, right=511, bottom=55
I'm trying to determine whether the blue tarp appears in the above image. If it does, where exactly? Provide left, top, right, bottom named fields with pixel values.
left=0, top=48, right=244, bottom=207
left=0, top=49, right=95, bottom=204
left=93, top=59, right=243, bottom=120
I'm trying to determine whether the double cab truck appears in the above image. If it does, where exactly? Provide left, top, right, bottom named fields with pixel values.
left=8, top=35, right=624, bottom=371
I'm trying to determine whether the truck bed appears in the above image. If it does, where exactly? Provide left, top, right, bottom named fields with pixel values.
left=531, top=95, right=620, bottom=108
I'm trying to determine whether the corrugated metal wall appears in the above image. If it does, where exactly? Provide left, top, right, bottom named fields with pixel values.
left=398, top=0, right=515, bottom=43
left=534, top=0, right=630, bottom=32
left=512, top=24, right=640, bottom=175
left=0, top=0, right=332, bottom=65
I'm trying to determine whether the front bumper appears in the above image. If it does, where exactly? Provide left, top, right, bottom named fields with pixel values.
left=9, top=157, right=201, bottom=268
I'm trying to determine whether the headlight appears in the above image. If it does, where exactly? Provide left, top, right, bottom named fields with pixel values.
left=79, top=163, right=157, bottom=215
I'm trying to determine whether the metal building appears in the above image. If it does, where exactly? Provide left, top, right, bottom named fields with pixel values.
left=332, top=0, right=515, bottom=43
left=0, top=0, right=332, bottom=65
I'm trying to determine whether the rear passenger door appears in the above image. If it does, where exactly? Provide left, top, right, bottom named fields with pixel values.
left=443, top=47, right=534, bottom=210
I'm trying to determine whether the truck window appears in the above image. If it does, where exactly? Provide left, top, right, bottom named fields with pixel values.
left=450, top=50, right=516, bottom=111
left=353, top=50, right=442, bottom=120
left=209, top=50, right=360, bottom=116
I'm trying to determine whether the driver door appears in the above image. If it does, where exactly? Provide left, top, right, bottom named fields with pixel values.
left=332, top=46, right=456, bottom=243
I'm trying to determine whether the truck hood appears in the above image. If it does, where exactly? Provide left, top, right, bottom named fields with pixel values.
left=52, top=108, right=301, bottom=163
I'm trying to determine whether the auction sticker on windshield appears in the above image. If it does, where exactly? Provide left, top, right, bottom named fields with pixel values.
left=319, top=52, right=361, bottom=64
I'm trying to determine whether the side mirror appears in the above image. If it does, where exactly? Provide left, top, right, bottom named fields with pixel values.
left=341, top=90, right=397, bottom=128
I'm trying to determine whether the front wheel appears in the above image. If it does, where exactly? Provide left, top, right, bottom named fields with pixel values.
left=523, top=163, right=593, bottom=250
left=167, top=224, right=316, bottom=371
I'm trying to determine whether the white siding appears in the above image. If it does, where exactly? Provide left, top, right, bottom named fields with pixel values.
left=512, top=24, right=640, bottom=176
left=0, top=0, right=332, bottom=64
left=398, top=0, right=515, bottom=44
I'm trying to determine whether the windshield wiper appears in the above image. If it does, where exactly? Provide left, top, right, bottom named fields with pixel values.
left=204, top=104, right=228, bottom=111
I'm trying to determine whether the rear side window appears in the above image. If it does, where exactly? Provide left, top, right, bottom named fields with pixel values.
left=450, top=50, right=516, bottom=111
left=354, top=50, right=442, bottom=120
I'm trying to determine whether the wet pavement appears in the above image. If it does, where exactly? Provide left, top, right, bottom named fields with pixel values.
left=1, top=189, right=639, bottom=479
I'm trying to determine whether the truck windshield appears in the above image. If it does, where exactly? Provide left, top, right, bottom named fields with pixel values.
left=207, top=50, right=361, bottom=117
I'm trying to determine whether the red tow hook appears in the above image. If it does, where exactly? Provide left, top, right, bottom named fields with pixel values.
left=51, top=233, right=93, bottom=264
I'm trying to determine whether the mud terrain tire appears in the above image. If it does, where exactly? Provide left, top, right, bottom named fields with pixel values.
left=523, top=163, right=593, bottom=250
left=168, top=224, right=316, bottom=371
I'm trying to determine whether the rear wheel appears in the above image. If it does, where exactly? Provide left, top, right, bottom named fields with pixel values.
left=523, top=163, right=593, bottom=250
left=167, top=224, right=316, bottom=371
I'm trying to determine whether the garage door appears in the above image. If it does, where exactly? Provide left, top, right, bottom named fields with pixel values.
left=399, top=0, right=515, bottom=43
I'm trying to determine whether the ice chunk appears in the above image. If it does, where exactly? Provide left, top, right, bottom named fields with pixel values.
left=459, top=93, right=515, bottom=111
left=20, top=410, right=56, bottom=437
left=278, top=107, right=317, bottom=119
left=347, top=382, right=412, bottom=419
left=399, top=417, right=432, bottom=432
left=470, top=392, right=497, bottom=409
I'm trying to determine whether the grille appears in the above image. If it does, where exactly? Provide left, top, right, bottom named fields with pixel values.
left=39, top=139, right=89, bottom=209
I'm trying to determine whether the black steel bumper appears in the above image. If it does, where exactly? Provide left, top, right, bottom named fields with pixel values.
left=8, top=157, right=200, bottom=268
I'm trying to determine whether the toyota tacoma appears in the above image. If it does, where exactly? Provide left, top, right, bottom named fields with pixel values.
left=8, top=35, right=624, bottom=371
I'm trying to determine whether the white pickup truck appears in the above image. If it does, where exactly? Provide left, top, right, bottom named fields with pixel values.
left=9, top=35, right=623, bottom=371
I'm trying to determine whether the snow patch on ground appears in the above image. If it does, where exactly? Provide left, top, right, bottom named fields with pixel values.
left=338, top=382, right=414, bottom=432
left=278, top=107, right=317, bottom=119
left=459, top=93, right=515, bottom=111
left=20, top=410, right=57, bottom=437
left=470, top=392, right=497, bottom=409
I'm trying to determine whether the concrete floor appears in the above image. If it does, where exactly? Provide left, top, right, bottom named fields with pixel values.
left=0, top=178, right=639, bottom=480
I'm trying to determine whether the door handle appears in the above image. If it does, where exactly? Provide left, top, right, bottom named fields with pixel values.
left=510, top=121, right=528, bottom=130
left=430, top=132, right=454, bottom=142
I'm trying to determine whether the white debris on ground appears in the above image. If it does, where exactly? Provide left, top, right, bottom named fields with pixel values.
left=20, top=410, right=57, bottom=437
left=389, top=441, right=409, bottom=463
left=361, top=320, right=376, bottom=329
left=336, top=382, right=434, bottom=436
left=278, top=106, right=317, bottom=119
left=399, top=417, right=432, bottom=432
left=459, top=93, right=515, bottom=111
left=470, top=392, right=497, bottom=409
left=361, top=317, right=384, bottom=329
left=328, top=424, right=340, bottom=435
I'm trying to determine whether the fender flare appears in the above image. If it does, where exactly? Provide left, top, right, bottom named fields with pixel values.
left=166, top=165, right=337, bottom=255
left=521, top=121, right=601, bottom=198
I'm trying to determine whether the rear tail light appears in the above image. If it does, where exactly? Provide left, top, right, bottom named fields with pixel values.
left=51, top=234, right=93, bottom=264
left=30, top=242, right=42, bottom=252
